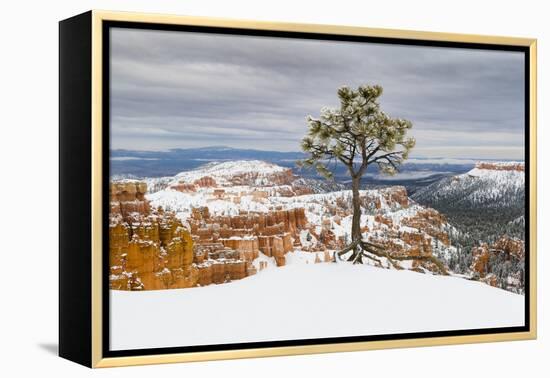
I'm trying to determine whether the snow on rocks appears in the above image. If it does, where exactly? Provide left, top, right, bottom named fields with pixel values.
left=146, top=161, right=456, bottom=276
left=172, top=160, right=292, bottom=187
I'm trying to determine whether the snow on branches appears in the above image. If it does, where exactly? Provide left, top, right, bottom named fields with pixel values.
left=297, top=84, right=415, bottom=179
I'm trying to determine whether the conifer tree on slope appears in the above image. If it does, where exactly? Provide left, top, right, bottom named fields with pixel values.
left=298, top=84, right=447, bottom=273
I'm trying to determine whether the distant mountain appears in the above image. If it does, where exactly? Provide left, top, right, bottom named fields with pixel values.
left=411, top=162, right=525, bottom=245
left=111, top=147, right=303, bottom=178
left=412, top=162, right=524, bottom=209
left=110, top=146, right=480, bottom=192
left=144, top=159, right=346, bottom=195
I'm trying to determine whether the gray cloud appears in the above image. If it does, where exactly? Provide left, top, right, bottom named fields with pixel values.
left=110, top=28, right=525, bottom=159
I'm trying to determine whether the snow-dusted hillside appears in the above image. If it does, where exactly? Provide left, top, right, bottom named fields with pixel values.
left=145, top=160, right=457, bottom=271
left=110, top=262, right=524, bottom=350
left=143, top=160, right=345, bottom=194
left=173, top=160, right=290, bottom=186
left=412, top=162, right=524, bottom=208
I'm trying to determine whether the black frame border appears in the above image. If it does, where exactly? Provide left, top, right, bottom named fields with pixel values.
left=59, top=11, right=93, bottom=367
left=101, top=20, right=531, bottom=359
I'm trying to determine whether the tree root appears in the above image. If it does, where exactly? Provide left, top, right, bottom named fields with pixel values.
left=360, top=241, right=402, bottom=270
left=334, top=239, right=449, bottom=275
left=363, top=240, right=448, bottom=275
left=334, top=239, right=360, bottom=262
left=361, top=252, right=383, bottom=267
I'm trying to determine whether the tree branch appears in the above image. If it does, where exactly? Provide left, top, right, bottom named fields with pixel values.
left=368, top=150, right=402, bottom=165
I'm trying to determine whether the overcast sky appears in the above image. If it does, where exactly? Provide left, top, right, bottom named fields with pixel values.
left=110, top=28, right=525, bottom=159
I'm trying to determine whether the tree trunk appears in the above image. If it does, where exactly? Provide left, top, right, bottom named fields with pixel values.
left=351, top=175, right=362, bottom=241
left=348, top=175, right=362, bottom=262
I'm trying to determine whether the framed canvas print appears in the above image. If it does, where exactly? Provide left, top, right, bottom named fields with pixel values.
left=59, top=10, right=537, bottom=368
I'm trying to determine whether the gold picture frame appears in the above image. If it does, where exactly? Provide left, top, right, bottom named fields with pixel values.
left=59, top=10, right=537, bottom=368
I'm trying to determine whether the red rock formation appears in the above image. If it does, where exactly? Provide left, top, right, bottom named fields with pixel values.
left=369, top=233, right=431, bottom=259
left=221, top=237, right=259, bottom=261
left=246, top=263, right=257, bottom=276
left=227, top=168, right=295, bottom=186
left=110, top=181, right=147, bottom=202
left=110, top=182, right=151, bottom=222
left=470, top=236, right=525, bottom=278
left=251, top=191, right=268, bottom=202
left=169, top=176, right=217, bottom=192
left=401, top=232, right=433, bottom=256
left=109, top=181, right=258, bottom=291
left=110, top=210, right=197, bottom=291
left=258, top=234, right=292, bottom=257
left=170, top=183, right=196, bottom=192
left=475, top=162, right=524, bottom=172
left=211, top=261, right=227, bottom=284
left=194, top=176, right=217, bottom=187
left=109, top=223, right=129, bottom=268
left=374, top=215, right=393, bottom=228
left=227, top=260, right=247, bottom=280
left=196, top=264, right=213, bottom=286
left=384, top=186, right=409, bottom=207
left=185, top=205, right=309, bottom=270
left=368, top=186, right=409, bottom=209
left=493, top=236, right=525, bottom=259
left=213, top=189, right=225, bottom=198
left=189, top=207, right=307, bottom=257
left=481, top=273, right=498, bottom=287
left=275, top=185, right=314, bottom=197
left=318, top=228, right=343, bottom=251
left=191, top=206, right=210, bottom=220
left=470, top=244, right=491, bottom=277
left=402, top=208, right=450, bottom=246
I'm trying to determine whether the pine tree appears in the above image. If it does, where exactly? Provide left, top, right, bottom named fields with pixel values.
left=297, top=84, right=446, bottom=273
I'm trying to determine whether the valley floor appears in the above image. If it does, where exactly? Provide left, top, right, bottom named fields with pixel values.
left=110, top=262, right=524, bottom=350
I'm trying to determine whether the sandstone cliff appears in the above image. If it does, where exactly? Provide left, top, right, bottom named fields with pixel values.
left=470, top=236, right=525, bottom=292
left=110, top=181, right=311, bottom=290
left=110, top=182, right=256, bottom=290
left=474, top=162, right=524, bottom=172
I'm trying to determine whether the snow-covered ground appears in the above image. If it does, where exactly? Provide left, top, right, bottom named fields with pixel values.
left=173, top=160, right=288, bottom=186
left=110, top=262, right=524, bottom=350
